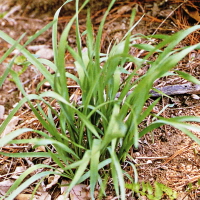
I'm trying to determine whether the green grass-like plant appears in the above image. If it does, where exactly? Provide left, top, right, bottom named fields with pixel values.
left=126, top=181, right=177, bottom=200
left=0, top=0, right=200, bottom=199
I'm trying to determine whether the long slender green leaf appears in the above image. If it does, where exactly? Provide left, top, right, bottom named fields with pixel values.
left=6, top=171, right=56, bottom=200
left=0, top=33, right=26, bottom=87
left=65, top=150, right=91, bottom=197
left=108, top=147, right=125, bottom=200
left=52, top=0, right=73, bottom=64
left=90, top=139, right=101, bottom=199
left=175, top=70, right=200, bottom=84
left=0, top=128, right=32, bottom=147
left=77, top=158, right=112, bottom=184
left=0, top=31, right=54, bottom=86
left=86, top=9, right=94, bottom=58
left=0, top=152, right=51, bottom=157
left=3, top=164, right=55, bottom=199
left=0, top=57, right=15, bottom=87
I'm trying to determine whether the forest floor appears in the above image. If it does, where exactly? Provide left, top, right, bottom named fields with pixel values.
left=0, top=0, right=200, bottom=199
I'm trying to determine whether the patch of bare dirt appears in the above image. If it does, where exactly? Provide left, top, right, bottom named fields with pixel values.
left=0, top=0, right=200, bottom=199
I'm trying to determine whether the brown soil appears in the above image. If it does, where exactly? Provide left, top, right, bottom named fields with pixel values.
left=0, top=0, right=200, bottom=199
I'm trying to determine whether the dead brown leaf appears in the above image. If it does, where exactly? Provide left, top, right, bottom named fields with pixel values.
left=69, top=184, right=90, bottom=200
left=15, top=194, right=33, bottom=200
left=0, top=105, right=5, bottom=119
left=0, top=179, right=14, bottom=196
left=117, top=5, right=132, bottom=15
left=60, top=180, right=92, bottom=200
left=182, top=5, right=200, bottom=22
left=15, top=192, right=51, bottom=200
left=1, top=115, right=19, bottom=138
left=46, top=174, right=61, bottom=189
left=11, top=166, right=27, bottom=180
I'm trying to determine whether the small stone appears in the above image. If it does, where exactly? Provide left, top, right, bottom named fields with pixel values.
left=146, top=160, right=152, bottom=164
left=36, top=48, right=54, bottom=60
left=191, top=94, right=200, bottom=100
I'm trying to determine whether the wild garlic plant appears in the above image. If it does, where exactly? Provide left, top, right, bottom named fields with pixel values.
left=0, top=0, right=200, bottom=199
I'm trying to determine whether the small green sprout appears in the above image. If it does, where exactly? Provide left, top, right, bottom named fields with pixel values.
left=126, top=181, right=177, bottom=200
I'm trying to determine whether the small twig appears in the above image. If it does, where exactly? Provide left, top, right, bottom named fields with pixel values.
left=150, top=83, right=200, bottom=97
left=136, top=156, right=168, bottom=160
left=119, top=83, right=200, bottom=99
left=161, top=143, right=192, bottom=165
left=152, top=0, right=188, bottom=35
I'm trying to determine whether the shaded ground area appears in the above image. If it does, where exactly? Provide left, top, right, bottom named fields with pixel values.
left=0, top=0, right=200, bottom=199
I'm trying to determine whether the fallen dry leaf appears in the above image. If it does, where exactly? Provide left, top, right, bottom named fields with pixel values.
left=60, top=180, right=69, bottom=195
left=69, top=184, right=90, bottom=200
left=0, top=179, right=14, bottom=195
left=60, top=180, right=98, bottom=200
left=37, top=192, right=51, bottom=200
left=0, top=105, right=5, bottom=119
left=60, top=180, right=90, bottom=200
left=35, top=145, right=46, bottom=152
left=15, top=194, right=35, bottom=200
left=1, top=115, right=19, bottom=138
left=46, top=174, right=61, bottom=189
left=56, top=195, right=69, bottom=200
left=15, top=192, right=51, bottom=200
left=182, top=5, right=200, bottom=22
left=11, top=166, right=27, bottom=179
left=117, top=5, right=132, bottom=15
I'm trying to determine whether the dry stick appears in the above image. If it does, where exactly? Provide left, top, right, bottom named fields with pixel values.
left=161, top=144, right=191, bottom=166
left=150, top=83, right=200, bottom=97
left=135, top=156, right=168, bottom=160
left=116, top=83, right=200, bottom=99
left=152, top=0, right=189, bottom=35
left=76, top=83, right=200, bottom=105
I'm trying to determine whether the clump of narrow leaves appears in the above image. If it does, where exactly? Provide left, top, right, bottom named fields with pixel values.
left=0, top=0, right=200, bottom=199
